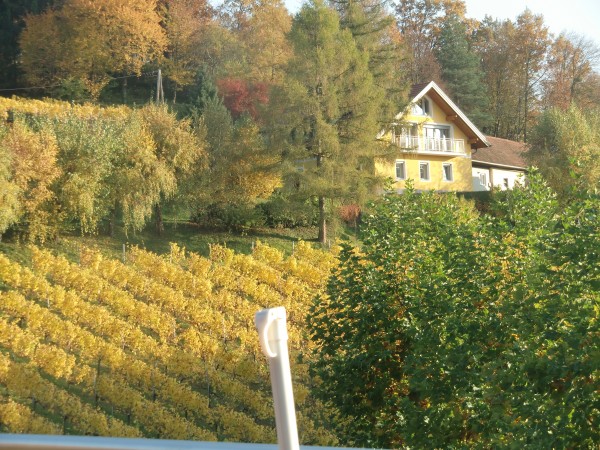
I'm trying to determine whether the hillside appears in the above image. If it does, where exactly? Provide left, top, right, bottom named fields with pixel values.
left=0, top=241, right=338, bottom=444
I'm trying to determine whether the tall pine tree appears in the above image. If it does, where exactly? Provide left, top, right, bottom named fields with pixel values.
left=329, top=0, right=409, bottom=122
left=435, top=15, right=491, bottom=130
left=283, top=0, right=382, bottom=243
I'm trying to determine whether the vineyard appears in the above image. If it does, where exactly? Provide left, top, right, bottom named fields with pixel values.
left=0, top=241, right=338, bottom=444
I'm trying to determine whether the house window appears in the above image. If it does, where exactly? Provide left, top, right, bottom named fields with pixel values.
left=395, top=160, right=406, bottom=180
left=419, top=162, right=430, bottom=181
left=411, top=97, right=431, bottom=116
left=479, top=172, right=488, bottom=187
left=503, top=178, right=510, bottom=189
left=442, top=163, right=453, bottom=181
left=421, top=98, right=430, bottom=116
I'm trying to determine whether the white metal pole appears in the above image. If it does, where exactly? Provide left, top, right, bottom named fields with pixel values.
left=255, top=307, right=300, bottom=450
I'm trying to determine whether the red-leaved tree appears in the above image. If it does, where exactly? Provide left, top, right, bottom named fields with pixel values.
left=216, top=78, right=269, bottom=120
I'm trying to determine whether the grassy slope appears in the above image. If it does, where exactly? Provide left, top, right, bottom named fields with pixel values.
left=0, top=221, right=322, bottom=266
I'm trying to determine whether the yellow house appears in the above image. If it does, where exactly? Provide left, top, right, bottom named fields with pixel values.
left=377, top=81, right=490, bottom=192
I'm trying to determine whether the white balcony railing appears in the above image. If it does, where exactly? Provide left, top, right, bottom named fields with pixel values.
left=393, top=135, right=465, bottom=154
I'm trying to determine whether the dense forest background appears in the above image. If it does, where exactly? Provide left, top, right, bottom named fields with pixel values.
left=2, top=0, right=599, bottom=138
left=1, top=0, right=599, bottom=243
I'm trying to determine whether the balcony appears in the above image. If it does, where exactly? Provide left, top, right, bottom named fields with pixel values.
left=392, top=135, right=466, bottom=155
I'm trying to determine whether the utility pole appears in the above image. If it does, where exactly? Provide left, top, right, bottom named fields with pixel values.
left=156, top=68, right=165, bottom=104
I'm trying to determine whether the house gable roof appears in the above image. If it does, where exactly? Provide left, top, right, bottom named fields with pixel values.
left=472, top=136, right=528, bottom=170
left=401, top=81, right=490, bottom=149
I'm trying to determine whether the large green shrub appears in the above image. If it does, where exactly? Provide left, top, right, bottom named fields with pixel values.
left=309, top=175, right=599, bottom=448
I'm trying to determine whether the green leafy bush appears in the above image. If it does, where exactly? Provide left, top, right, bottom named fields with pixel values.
left=192, top=203, right=265, bottom=231
left=259, top=195, right=319, bottom=228
left=309, top=175, right=599, bottom=448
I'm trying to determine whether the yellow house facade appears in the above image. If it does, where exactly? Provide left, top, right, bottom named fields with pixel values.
left=377, top=81, right=490, bottom=192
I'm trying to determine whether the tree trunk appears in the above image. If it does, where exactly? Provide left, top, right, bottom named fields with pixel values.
left=316, top=151, right=327, bottom=244
left=155, top=203, right=164, bottom=236
left=122, top=77, right=127, bottom=104
left=523, top=58, right=531, bottom=143
left=109, top=209, right=116, bottom=237
left=318, top=195, right=326, bottom=244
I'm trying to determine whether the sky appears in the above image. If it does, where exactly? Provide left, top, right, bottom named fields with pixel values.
left=282, top=0, right=600, bottom=47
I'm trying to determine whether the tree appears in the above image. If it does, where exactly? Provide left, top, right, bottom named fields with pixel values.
left=161, top=0, right=214, bottom=101
left=0, top=126, right=21, bottom=238
left=216, top=78, right=269, bottom=120
left=180, top=66, right=220, bottom=115
left=239, top=0, right=292, bottom=84
left=0, top=0, right=55, bottom=90
left=191, top=20, right=248, bottom=79
left=282, top=0, right=382, bottom=243
left=0, top=119, right=61, bottom=242
left=197, top=97, right=281, bottom=226
left=472, top=11, right=550, bottom=141
left=330, top=0, right=409, bottom=123
left=471, top=16, right=520, bottom=138
left=527, top=105, right=600, bottom=197
left=51, top=114, right=125, bottom=234
left=543, top=32, right=600, bottom=110
left=137, top=104, right=207, bottom=234
left=435, top=15, right=491, bottom=129
left=512, top=9, right=550, bottom=142
left=20, top=0, right=167, bottom=98
left=103, top=111, right=174, bottom=234
left=394, top=0, right=466, bottom=84
left=309, top=175, right=599, bottom=448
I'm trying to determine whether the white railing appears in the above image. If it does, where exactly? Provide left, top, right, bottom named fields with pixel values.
left=393, top=135, right=465, bottom=154
left=0, top=435, right=358, bottom=450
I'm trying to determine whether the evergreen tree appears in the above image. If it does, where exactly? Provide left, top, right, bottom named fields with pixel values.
left=435, top=15, right=491, bottom=129
left=330, top=0, right=409, bottom=122
left=181, top=66, right=220, bottom=117
left=283, top=0, right=382, bottom=243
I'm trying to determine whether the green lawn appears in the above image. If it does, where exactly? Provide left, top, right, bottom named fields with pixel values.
left=0, top=220, right=327, bottom=264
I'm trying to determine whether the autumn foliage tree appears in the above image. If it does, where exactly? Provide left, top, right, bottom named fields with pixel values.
left=0, top=119, right=61, bottom=242
left=238, top=0, right=292, bottom=84
left=0, top=0, right=54, bottom=89
left=0, top=100, right=207, bottom=237
left=137, top=104, right=207, bottom=234
left=0, top=127, right=21, bottom=238
left=216, top=78, right=269, bottom=120
left=161, top=0, right=214, bottom=101
left=394, top=0, right=467, bottom=84
left=197, top=97, right=281, bottom=227
left=543, top=32, right=600, bottom=110
left=19, top=0, right=167, bottom=98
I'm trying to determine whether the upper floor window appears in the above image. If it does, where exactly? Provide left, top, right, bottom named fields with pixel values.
left=411, top=97, right=431, bottom=116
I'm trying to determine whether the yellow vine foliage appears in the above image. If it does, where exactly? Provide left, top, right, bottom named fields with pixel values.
left=0, top=242, right=338, bottom=444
